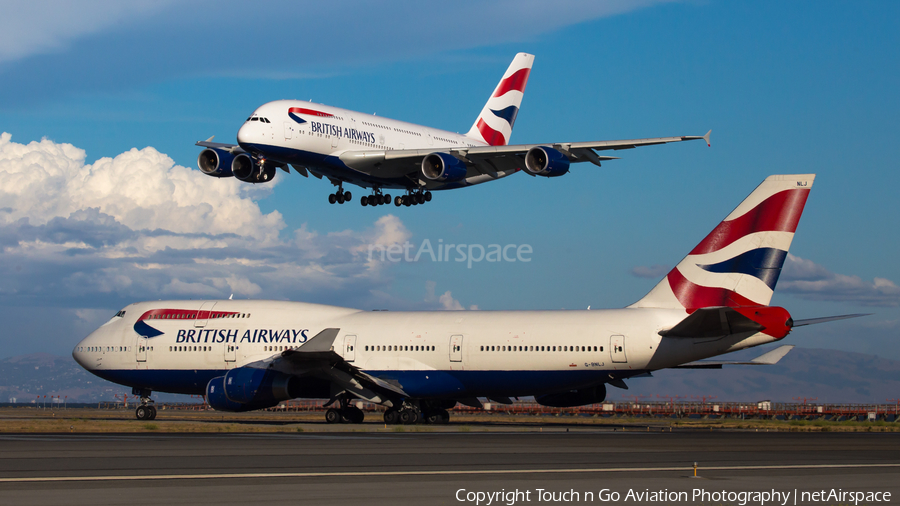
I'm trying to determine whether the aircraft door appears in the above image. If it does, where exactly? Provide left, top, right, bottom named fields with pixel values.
left=610, top=335, right=627, bottom=363
left=224, top=344, right=236, bottom=363
left=195, top=301, right=216, bottom=328
left=284, top=121, right=292, bottom=140
left=135, top=336, right=147, bottom=363
left=344, top=335, right=357, bottom=362
left=449, top=335, right=463, bottom=362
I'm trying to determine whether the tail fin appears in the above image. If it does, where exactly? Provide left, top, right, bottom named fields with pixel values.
left=464, top=53, right=534, bottom=146
left=630, top=174, right=815, bottom=310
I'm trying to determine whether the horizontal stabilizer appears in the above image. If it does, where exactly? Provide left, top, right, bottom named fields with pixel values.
left=659, top=306, right=763, bottom=338
left=792, top=314, right=870, bottom=327
left=675, top=344, right=794, bottom=369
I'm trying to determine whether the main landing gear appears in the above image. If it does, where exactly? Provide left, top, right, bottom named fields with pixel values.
left=383, top=404, right=449, bottom=425
left=324, top=397, right=365, bottom=424
left=328, top=184, right=352, bottom=205
left=133, top=389, right=157, bottom=420
left=394, top=190, right=432, bottom=207
left=360, top=190, right=392, bottom=207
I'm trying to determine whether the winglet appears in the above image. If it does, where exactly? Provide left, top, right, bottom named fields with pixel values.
left=703, top=129, right=711, bottom=147
left=205, top=136, right=215, bottom=142
left=298, top=328, right=340, bottom=353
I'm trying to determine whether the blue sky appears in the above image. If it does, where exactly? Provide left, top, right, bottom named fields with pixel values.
left=0, top=0, right=898, bottom=360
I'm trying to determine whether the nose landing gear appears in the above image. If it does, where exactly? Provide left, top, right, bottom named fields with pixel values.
left=133, top=389, right=157, bottom=420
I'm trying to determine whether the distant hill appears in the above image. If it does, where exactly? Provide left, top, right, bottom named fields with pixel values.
left=0, top=353, right=185, bottom=403
left=621, top=346, right=900, bottom=404
left=1, top=347, right=898, bottom=405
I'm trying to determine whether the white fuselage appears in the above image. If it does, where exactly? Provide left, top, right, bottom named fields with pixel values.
left=73, top=299, right=780, bottom=399
left=235, top=101, right=518, bottom=191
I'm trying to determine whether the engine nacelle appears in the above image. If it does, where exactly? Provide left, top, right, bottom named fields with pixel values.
left=534, top=384, right=606, bottom=408
left=197, top=148, right=234, bottom=178
left=524, top=146, right=570, bottom=177
left=232, top=153, right=277, bottom=184
left=205, top=368, right=302, bottom=412
left=421, top=152, right=468, bottom=182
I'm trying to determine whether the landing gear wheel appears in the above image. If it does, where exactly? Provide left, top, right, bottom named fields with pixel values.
left=344, top=191, right=352, bottom=201
left=345, top=407, right=365, bottom=424
left=424, top=411, right=441, bottom=424
left=147, top=405, right=158, bottom=420
left=361, top=196, right=369, bottom=206
left=384, top=409, right=400, bottom=424
left=325, top=408, right=342, bottom=424
left=403, top=196, right=411, bottom=207
left=328, top=194, right=337, bottom=204
left=135, top=406, right=150, bottom=420
left=336, top=192, right=345, bottom=204
left=399, top=408, right=419, bottom=425
left=424, top=191, right=432, bottom=202
left=438, top=408, right=449, bottom=424
left=416, top=193, right=425, bottom=205
left=394, top=196, right=402, bottom=207
left=384, top=194, right=391, bottom=204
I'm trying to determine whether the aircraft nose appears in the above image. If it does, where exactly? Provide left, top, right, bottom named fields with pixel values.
left=72, top=336, right=91, bottom=369
left=236, top=123, right=249, bottom=146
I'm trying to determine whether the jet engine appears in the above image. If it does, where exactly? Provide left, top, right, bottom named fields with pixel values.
left=231, top=153, right=277, bottom=183
left=524, top=146, right=570, bottom=177
left=421, top=152, right=468, bottom=182
left=534, top=384, right=606, bottom=408
left=205, top=368, right=303, bottom=412
left=197, top=148, right=235, bottom=178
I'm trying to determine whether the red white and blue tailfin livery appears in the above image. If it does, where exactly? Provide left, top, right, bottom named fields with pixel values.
left=195, top=53, right=711, bottom=208
left=465, top=53, right=533, bottom=146
left=73, top=174, right=865, bottom=423
left=631, top=174, right=814, bottom=311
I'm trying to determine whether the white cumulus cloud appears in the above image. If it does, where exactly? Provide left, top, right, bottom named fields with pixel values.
left=779, top=254, right=900, bottom=307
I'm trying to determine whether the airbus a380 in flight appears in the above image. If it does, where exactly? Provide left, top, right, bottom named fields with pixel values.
left=196, top=53, right=711, bottom=207
left=74, top=174, right=861, bottom=423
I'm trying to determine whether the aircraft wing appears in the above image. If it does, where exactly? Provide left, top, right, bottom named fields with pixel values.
left=674, top=345, right=795, bottom=369
left=243, top=328, right=407, bottom=406
left=195, top=138, right=245, bottom=154
left=337, top=130, right=711, bottom=180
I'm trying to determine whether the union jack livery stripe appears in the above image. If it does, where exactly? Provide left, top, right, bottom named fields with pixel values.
left=466, top=53, right=534, bottom=146
left=288, top=107, right=334, bottom=124
left=133, top=308, right=240, bottom=338
left=631, top=174, right=815, bottom=311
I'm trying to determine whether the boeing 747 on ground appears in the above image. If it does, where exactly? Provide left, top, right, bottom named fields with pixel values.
left=74, top=174, right=862, bottom=423
left=196, top=53, right=710, bottom=207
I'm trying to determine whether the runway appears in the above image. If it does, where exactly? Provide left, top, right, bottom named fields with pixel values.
left=1, top=431, right=898, bottom=505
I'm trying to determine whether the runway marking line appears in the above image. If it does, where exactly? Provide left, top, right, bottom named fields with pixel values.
left=2, top=463, right=899, bottom=483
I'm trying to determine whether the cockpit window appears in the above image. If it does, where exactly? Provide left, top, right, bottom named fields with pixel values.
left=250, top=117, right=259, bottom=121
left=115, top=310, right=126, bottom=317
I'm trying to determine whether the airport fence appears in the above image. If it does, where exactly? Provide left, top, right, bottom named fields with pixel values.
left=93, top=398, right=900, bottom=422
